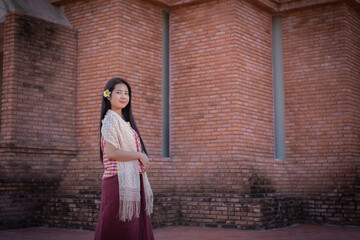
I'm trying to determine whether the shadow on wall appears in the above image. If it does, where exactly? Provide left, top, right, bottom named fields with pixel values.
left=0, top=177, right=61, bottom=229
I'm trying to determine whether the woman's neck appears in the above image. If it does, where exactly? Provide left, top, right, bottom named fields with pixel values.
left=111, top=109, right=123, bottom=119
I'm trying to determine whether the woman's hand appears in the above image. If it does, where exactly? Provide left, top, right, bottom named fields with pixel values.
left=138, top=153, right=149, bottom=172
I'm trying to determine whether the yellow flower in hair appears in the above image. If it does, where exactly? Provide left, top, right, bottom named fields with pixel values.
left=103, top=89, right=111, bottom=97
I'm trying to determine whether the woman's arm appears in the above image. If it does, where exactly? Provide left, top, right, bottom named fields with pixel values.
left=104, top=141, right=142, bottom=162
left=104, top=141, right=150, bottom=171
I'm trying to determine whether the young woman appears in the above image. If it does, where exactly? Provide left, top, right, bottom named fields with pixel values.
left=94, top=77, right=154, bottom=240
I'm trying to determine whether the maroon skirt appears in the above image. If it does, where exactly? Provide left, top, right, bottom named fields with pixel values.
left=94, top=174, right=154, bottom=240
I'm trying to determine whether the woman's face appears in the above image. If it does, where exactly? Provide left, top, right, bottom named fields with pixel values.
left=108, top=83, right=130, bottom=111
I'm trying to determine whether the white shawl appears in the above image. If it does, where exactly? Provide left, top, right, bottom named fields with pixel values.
left=101, top=109, right=153, bottom=221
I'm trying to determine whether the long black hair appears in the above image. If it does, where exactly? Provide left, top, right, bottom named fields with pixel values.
left=100, top=77, right=148, bottom=161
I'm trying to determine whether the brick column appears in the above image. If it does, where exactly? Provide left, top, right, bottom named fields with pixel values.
left=0, top=12, right=77, bottom=229
left=283, top=3, right=360, bottom=225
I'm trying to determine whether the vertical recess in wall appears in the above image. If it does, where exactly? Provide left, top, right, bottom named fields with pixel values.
left=0, top=23, right=3, bottom=125
left=272, top=16, right=286, bottom=161
left=162, top=8, right=170, bottom=158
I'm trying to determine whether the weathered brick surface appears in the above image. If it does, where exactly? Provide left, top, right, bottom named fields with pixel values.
left=170, top=0, right=275, bottom=193
left=41, top=0, right=177, bottom=230
left=176, top=194, right=304, bottom=230
left=170, top=0, right=281, bottom=229
left=169, top=0, right=359, bottom=229
left=170, top=0, right=244, bottom=194
left=1, top=0, right=359, bottom=231
left=282, top=2, right=360, bottom=225
left=0, top=12, right=77, bottom=230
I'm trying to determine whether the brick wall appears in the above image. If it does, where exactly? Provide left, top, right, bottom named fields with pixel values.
left=170, top=0, right=243, bottom=194
left=170, top=0, right=359, bottom=229
left=169, top=0, right=289, bottom=229
left=282, top=2, right=360, bottom=225
left=42, top=0, right=177, bottom=230
left=1, top=0, right=359, bottom=231
left=0, top=12, right=77, bottom=229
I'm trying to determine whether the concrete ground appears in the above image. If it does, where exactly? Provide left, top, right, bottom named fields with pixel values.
left=0, top=224, right=359, bottom=240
